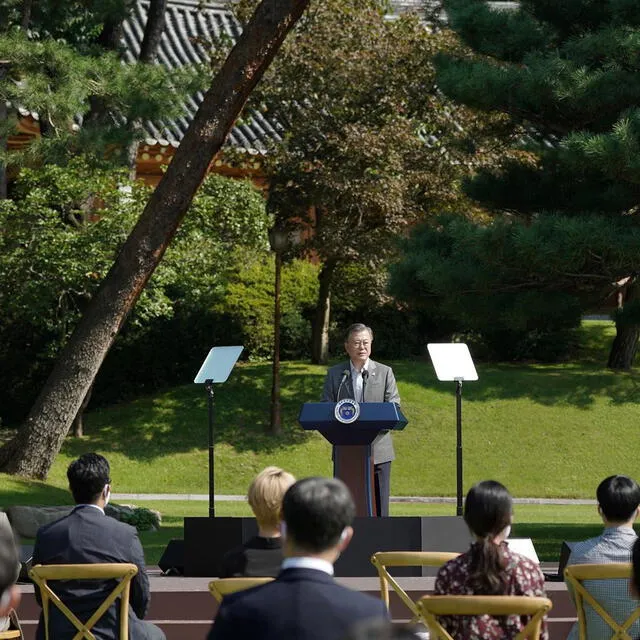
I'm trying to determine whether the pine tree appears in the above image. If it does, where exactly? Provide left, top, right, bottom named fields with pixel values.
left=0, top=0, right=309, bottom=478
left=436, top=0, right=640, bottom=369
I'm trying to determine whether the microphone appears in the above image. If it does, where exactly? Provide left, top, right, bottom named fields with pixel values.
left=336, top=369, right=350, bottom=401
left=361, top=369, right=369, bottom=402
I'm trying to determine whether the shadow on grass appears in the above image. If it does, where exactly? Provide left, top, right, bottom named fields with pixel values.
left=66, top=325, right=638, bottom=464
left=64, top=362, right=326, bottom=461
left=1, top=477, right=71, bottom=506
left=395, top=357, right=640, bottom=410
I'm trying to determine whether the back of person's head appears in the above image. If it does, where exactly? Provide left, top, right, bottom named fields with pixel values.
left=596, top=475, right=640, bottom=523
left=344, top=619, right=421, bottom=640
left=464, top=480, right=513, bottom=595
left=282, top=477, right=355, bottom=553
left=248, top=466, right=296, bottom=530
left=67, top=452, right=111, bottom=505
left=0, top=525, right=19, bottom=615
left=631, top=537, right=640, bottom=597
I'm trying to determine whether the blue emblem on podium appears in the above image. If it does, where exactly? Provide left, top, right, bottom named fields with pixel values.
left=334, top=398, right=360, bottom=424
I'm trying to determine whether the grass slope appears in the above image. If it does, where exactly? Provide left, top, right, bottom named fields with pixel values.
left=1, top=320, right=637, bottom=562
left=10, top=320, right=637, bottom=499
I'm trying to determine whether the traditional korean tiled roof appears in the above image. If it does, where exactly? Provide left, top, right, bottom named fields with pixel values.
left=120, top=0, right=519, bottom=153
left=121, top=0, right=282, bottom=154
left=13, top=0, right=521, bottom=155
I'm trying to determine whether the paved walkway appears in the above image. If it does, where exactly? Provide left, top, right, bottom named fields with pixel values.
left=113, top=493, right=596, bottom=505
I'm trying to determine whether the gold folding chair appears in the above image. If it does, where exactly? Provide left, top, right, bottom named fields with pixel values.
left=208, top=577, right=274, bottom=603
left=370, top=551, right=460, bottom=621
left=564, top=563, right=640, bottom=640
left=417, top=594, right=552, bottom=640
left=29, top=563, right=138, bottom=640
left=0, top=608, right=22, bottom=638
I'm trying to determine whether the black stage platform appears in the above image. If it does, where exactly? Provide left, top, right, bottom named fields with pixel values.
left=184, top=515, right=471, bottom=577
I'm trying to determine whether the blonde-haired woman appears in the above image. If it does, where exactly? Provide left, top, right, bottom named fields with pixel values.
left=220, top=466, right=295, bottom=577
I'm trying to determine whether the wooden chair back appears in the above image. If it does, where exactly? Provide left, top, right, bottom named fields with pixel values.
left=29, top=563, right=138, bottom=640
left=208, top=577, right=274, bottom=603
left=0, top=608, right=22, bottom=638
left=418, top=594, right=552, bottom=640
left=370, top=551, right=460, bottom=620
left=564, top=562, right=640, bottom=640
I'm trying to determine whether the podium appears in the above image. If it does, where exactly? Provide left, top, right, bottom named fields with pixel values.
left=299, top=402, right=407, bottom=517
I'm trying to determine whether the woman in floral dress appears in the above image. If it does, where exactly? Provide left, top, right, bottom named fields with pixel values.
left=434, top=480, right=549, bottom=640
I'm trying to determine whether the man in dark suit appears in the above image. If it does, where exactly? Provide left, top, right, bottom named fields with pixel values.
left=32, top=453, right=164, bottom=640
left=322, top=323, right=400, bottom=517
left=208, top=477, right=388, bottom=640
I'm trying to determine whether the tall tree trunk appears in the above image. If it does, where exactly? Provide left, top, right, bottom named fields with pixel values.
left=128, top=0, right=169, bottom=180
left=311, top=259, right=337, bottom=365
left=0, top=0, right=310, bottom=479
left=0, top=63, right=7, bottom=200
left=608, top=277, right=640, bottom=370
left=20, top=0, right=33, bottom=30
left=71, top=383, right=94, bottom=438
left=139, top=0, right=168, bottom=63
left=607, top=324, right=639, bottom=370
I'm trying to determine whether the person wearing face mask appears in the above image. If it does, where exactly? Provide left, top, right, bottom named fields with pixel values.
left=32, top=453, right=165, bottom=640
left=434, top=480, right=549, bottom=640
left=208, top=477, right=388, bottom=640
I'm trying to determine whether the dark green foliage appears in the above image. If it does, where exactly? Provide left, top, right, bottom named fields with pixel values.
left=0, top=30, right=204, bottom=167
left=0, top=165, right=273, bottom=423
left=430, top=0, right=640, bottom=366
left=390, top=214, right=640, bottom=361
left=212, top=255, right=319, bottom=360
left=329, top=261, right=426, bottom=359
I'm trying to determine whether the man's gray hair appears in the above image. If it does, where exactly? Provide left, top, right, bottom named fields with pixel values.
left=345, top=323, right=373, bottom=342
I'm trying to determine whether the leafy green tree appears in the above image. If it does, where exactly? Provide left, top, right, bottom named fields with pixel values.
left=0, top=162, right=270, bottom=428
left=434, top=0, right=640, bottom=369
left=0, top=0, right=309, bottom=479
left=0, top=29, right=200, bottom=171
left=231, top=0, right=505, bottom=363
left=217, top=255, right=319, bottom=358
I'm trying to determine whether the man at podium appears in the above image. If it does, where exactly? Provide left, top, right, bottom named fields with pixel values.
left=322, top=323, right=400, bottom=517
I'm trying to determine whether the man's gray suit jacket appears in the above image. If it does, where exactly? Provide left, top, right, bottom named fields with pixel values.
left=322, top=359, right=400, bottom=464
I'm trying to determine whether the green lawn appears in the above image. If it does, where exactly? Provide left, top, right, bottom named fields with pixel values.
left=0, top=319, right=636, bottom=562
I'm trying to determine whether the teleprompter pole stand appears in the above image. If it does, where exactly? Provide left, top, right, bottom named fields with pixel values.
left=455, top=379, right=463, bottom=516
left=194, top=345, right=243, bottom=520
left=427, top=343, right=478, bottom=518
left=205, top=380, right=216, bottom=518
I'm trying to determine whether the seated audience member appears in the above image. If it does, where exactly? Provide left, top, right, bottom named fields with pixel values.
left=565, top=474, right=640, bottom=640
left=208, top=476, right=388, bottom=640
left=435, top=480, right=548, bottom=640
left=0, top=523, right=21, bottom=630
left=220, top=466, right=295, bottom=578
left=32, top=452, right=165, bottom=640
left=630, top=537, right=640, bottom=640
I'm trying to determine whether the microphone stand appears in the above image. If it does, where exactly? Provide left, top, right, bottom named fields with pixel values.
left=336, top=369, right=350, bottom=401
left=361, top=369, right=368, bottom=402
